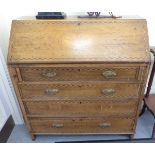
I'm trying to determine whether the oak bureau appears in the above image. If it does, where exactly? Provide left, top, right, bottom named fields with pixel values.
left=8, top=16, right=151, bottom=140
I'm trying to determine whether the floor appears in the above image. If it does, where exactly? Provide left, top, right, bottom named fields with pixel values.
left=7, top=111, right=154, bottom=143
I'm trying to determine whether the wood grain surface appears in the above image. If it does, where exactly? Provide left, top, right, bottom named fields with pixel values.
left=8, top=16, right=150, bottom=64
left=30, top=117, right=134, bottom=134
left=24, top=100, right=137, bottom=117
left=19, top=65, right=140, bottom=82
left=18, top=82, right=141, bottom=99
left=8, top=16, right=151, bottom=140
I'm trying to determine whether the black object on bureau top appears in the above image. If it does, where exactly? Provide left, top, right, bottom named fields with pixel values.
left=36, top=12, right=66, bottom=19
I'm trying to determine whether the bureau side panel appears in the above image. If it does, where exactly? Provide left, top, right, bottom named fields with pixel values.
left=132, top=63, right=151, bottom=135
left=8, top=65, right=34, bottom=139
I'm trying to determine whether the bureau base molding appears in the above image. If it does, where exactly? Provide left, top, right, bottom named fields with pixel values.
left=30, top=133, right=135, bottom=141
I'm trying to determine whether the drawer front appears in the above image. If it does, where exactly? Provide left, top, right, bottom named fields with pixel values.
left=30, top=118, right=134, bottom=133
left=19, top=65, right=140, bottom=82
left=25, top=100, right=137, bottom=117
left=19, top=83, right=140, bottom=99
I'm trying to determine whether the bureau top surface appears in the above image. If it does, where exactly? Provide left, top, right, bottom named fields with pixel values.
left=8, top=16, right=150, bottom=64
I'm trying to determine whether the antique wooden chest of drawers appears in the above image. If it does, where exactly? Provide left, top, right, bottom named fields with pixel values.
left=8, top=16, right=151, bottom=140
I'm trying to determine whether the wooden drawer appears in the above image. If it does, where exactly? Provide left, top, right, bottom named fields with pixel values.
left=19, top=65, right=140, bottom=82
left=25, top=100, right=137, bottom=117
left=30, top=117, right=134, bottom=133
left=19, top=82, right=140, bottom=99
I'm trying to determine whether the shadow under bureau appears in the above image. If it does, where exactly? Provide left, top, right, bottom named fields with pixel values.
left=7, top=16, right=150, bottom=140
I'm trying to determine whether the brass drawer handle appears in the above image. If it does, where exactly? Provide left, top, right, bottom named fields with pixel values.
left=42, top=71, right=56, bottom=78
left=52, top=123, right=64, bottom=128
left=99, top=123, right=111, bottom=128
left=101, top=89, right=115, bottom=95
left=102, top=70, right=117, bottom=78
left=45, top=89, right=59, bottom=95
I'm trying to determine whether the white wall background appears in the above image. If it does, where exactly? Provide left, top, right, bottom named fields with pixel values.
left=0, top=0, right=155, bottom=89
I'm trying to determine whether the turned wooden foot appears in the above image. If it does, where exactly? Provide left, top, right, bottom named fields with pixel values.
left=129, top=134, right=134, bottom=140
left=30, top=133, right=36, bottom=140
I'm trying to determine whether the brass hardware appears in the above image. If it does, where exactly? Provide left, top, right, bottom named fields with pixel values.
left=102, top=70, right=117, bottom=78
left=99, top=123, right=111, bottom=128
left=42, top=70, right=56, bottom=78
left=45, top=89, right=59, bottom=95
left=52, top=124, right=64, bottom=128
left=102, top=89, right=115, bottom=95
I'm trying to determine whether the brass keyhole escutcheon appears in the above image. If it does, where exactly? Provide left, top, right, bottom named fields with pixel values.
left=42, top=70, right=57, bottom=78
left=102, top=70, right=117, bottom=79
left=101, top=89, right=115, bottom=96
left=45, top=89, right=59, bottom=95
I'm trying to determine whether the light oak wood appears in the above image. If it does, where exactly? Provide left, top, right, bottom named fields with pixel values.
left=30, top=117, right=135, bottom=134
left=8, top=16, right=151, bottom=140
left=19, top=65, right=140, bottom=82
left=18, top=82, right=140, bottom=99
left=8, top=16, right=150, bottom=64
left=8, top=67, right=32, bottom=133
left=24, top=100, right=137, bottom=117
